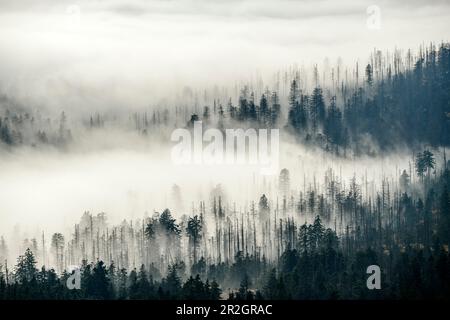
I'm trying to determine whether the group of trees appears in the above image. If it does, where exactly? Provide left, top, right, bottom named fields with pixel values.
left=225, top=87, right=281, bottom=128
left=0, top=114, right=21, bottom=145
left=285, top=43, right=450, bottom=154
left=2, top=198, right=450, bottom=300
left=415, top=150, right=436, bottom=181
left=262, top=220, right=450, bottom=299
left=0, top=248, right=222, bottom=300
left=1, top=151, right=450, bottom=299
left=186, top=43, right=450, bottom=155
left=1, top=43, right=449, bottom=156
left=1, top=43, right=450, bottom=299
left=0, top=109, right=71, bottom=147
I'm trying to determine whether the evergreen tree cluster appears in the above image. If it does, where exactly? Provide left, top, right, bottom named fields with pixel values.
left=2, top=43, right=449, bottom=155
left=0, top=250, right=222, bottom=300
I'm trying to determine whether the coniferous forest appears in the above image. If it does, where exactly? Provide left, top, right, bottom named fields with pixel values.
left=1, top=42, right=450, bottom=301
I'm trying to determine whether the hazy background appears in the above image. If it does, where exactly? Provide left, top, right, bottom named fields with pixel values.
left=0, top=137, right=415, bottom=238
left=0, top=0, right=449, bottom=251
left=0, top=0, right=449, bottom=112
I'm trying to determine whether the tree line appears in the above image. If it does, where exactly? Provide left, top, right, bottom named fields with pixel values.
left=1, top=43, right=449, bottom=156
left=1, top=151, right=450, bottom=299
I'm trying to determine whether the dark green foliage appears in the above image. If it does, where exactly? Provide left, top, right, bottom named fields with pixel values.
left=85, top=261, right=111, bottom=299
left=1, top=44, right=449, bottom=154
left=438, top=184, right=450, bottom=244
left=186, top=215, right=203, bottom=264
left=1, top=43, right=450, bottom=300
left=2, top=203, right=450, bottom=300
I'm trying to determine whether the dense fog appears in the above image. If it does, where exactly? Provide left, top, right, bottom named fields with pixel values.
left=1, top=0, right=449, bottom=111
left=0, top=133, right=418, bottom=260
left=1, top=0, right=450, bottom=301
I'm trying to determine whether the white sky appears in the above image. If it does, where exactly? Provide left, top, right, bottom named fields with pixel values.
left=0, top=0, right=449, bottom=111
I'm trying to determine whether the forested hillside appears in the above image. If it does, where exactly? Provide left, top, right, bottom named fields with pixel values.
left=1, top=43, right=450, bottom=300
left=1, top=151, right=449, bottom=299
left=1, top=43, right=449, bottom=155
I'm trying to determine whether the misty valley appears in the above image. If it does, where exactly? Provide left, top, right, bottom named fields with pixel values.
left=0, top=40, right=450, bottom=302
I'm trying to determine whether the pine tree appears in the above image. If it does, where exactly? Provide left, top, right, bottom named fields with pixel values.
left=438, top=185, right=450, bottom=244
left=310, top=87, right=326, bottom=134
left=365, top=64, right=373, bottom=86
left=87, top=261, right=111, bottom=299
left=186, top=216, right=202, bottom=264
left=165, top=265, right=182, bottom=298
left=210, top=280, right=222, bottom=300
left=136, top=264, right=151, bottom=299
left=51, top=233, right=65, bottom=273
left=15, top=248, right=37, bottom=283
